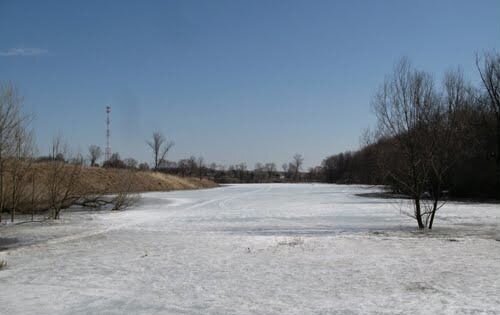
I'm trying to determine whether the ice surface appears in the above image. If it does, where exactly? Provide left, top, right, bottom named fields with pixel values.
left=1, top=184, right=499, bottom=314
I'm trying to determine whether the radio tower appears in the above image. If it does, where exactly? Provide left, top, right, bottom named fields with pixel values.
left=105, top=106, right=111, bottom=161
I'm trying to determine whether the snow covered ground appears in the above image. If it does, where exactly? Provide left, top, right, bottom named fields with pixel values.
left=0, top=184, right=499, bottom=314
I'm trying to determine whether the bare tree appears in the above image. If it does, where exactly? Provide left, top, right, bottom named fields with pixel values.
left=373, top=58, right=439, bottom=229
left=265, top=162, right=277, bottom=180
left=177, top=159, right=189, bottom=176
left=88, top=145, right=102, bottom=167
left=424, top=68, right=475, bottom=228
left=7, top=124, right=35, bottom=222
left=46, top=135, right=83, bottom=219
left=187, top=156, right=197, bottom=176
left=292, top=154, right=304, bottom=181
left=29, top=167, right=40, bottom=222
left=111, top=171, right=140, bottom=210
left=476, top=52, right=500, bottom=197
left=235, top=162, right=247, bottom=181
left=0, top=82, right=24, bottom=222
left=254, top=162, right=265, bottom=182
left=147, top=131, right=174, bottom=170
left=372, top=58, right=475, bottom=229
left=124, top=157, right=138, bottom=169
left=75, top=169, right=140, bottom=211
left=281, top=163, right=289, bottom=180
left=103, top=152, right=126, bottom=168
left=197, top=156, right=204, bottom=180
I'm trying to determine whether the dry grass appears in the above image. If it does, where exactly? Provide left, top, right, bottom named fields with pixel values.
left=3, top=163, right=217, bottom=214
left=75, top=167, right=217, bottom=194
left=27, top=163, right=217, bottom=195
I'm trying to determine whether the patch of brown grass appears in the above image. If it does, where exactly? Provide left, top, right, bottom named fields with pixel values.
left=3, top=163, right=217, bottom=214
left=74, top=167, right=218, bottom=194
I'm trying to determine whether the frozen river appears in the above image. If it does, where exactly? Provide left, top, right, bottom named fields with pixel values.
left=1, top=184, right=499, bottom=314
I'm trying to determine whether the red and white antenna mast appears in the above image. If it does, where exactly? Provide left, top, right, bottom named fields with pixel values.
left=105, top=106, right=111, bottom=161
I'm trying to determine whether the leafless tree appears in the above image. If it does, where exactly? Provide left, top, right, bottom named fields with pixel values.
left=281, top=163, right=288, bottom=180
left=264, top=163, right=276, bottom=174
left=7, top=124, right=35, bottom=222
left=424, top=68, right=475, bottom=228
left=292, top=154, right=304, bottom=181
left=124, top=157, right=138, bottom=169
left=147, top=131, right=174, bottom=170
left=0, top=82, right=24, bottom=222
left=235, top=162, right=247, bottom=181
left=103, top=152, right=126, bottom=168
left=187, top=156, right=197, bottom=176
left=111, top=171, right=140, bottom=210
left=197, top=156, right=205, bottom=180
left=254, top=162, right=265, bottom=182
left=264, top=162, right=277, bottom=180
left=373, top=58, right=439, bottom=229
left=88, top=145, right=102, bottom=167
left=177, top=159, right=189, bottom=177
left=76, top=169, right=140, bottom=211
left=476, top=52, right=500, bottom=197
left=29, top=168, right=40, bottom=222
left=46, top=135, right=83, bottom=219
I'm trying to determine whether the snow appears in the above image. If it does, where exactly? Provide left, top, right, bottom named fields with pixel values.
left=1, top=184, right=499, bottom=314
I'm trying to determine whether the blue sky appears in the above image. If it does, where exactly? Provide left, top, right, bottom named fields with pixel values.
left=1, top=0, right=499, bottom=168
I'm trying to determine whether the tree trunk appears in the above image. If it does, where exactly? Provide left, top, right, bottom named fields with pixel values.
left=428, top=181, right=440, bottom=229
left=415, top=197, right=425, bottom=229
left=31, top=173, right=36, bottom=221
left=0, top=163, right=3, bottom=223
left=11, top=172, right=16, bottom=223
left=428, top=198, right=438, bottom=229
left=54, top=207, right=60, bottom=220
left=496, top=115, right=500, bottom=199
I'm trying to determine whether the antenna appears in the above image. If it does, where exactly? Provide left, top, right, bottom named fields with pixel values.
left=105, top=106, right=111, bottom=161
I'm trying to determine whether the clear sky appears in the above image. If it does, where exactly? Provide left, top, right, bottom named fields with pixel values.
left=1, top=0, right=499, bottom=168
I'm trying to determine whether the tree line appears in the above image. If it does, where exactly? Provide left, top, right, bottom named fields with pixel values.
left=154, top=153, right=306, bottom=183
left=317, top=52, right=499, bottom=229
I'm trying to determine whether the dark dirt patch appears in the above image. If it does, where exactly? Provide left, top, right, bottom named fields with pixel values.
left=0, top=237, right=19, bottom=251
